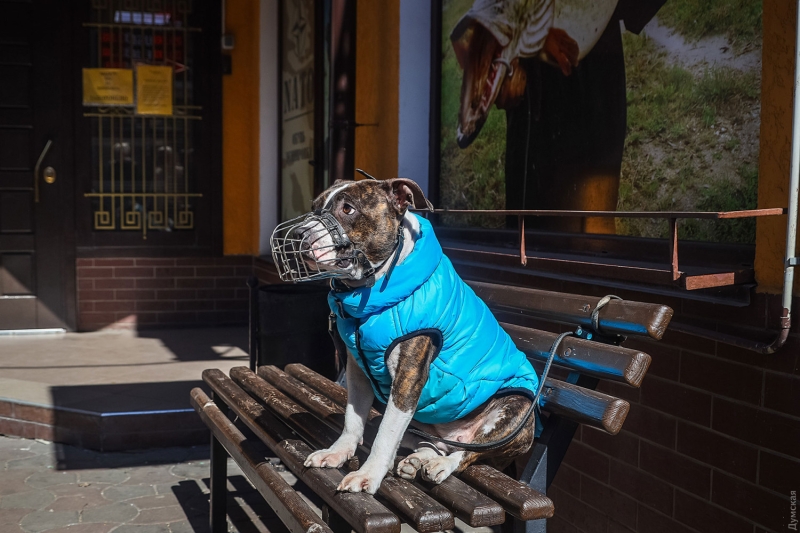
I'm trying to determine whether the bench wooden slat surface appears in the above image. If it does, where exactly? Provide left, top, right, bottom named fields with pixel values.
left=539, top=378, right=630, bottom=435
left=189, top=388, right=336, bottom=533
left=228, top=367, right=456, bottom=533
left=468, top=281, right=673, bottom=340
left=501, top=322, right=652, bottom=387
left=202, top=370, right=401, bottom=533
left=284, top=364, right=555, bottom=521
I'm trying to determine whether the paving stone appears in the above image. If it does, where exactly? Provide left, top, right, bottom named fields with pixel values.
left=44, top=489, right=110, bottom=512
left=121, top=466, right=189, bottom=486
left=127, top=494, right=178, bottom=510
left=101, top=484, right=155, bottom=502
left=0, top=469, right=39, bottom=497
left=6, top=454, right=57, bottom=470
left=42, top=524, right=116, bottom=533
left=48, top=484, right=112, bottom=497
left=109, top=525, right=171, bottom=533
left=169, top=462, right=209, bottom=480
left=130, top=505, right=188, bottom=525
left=19, top=510, right=80, bottom=533
left=80, top=501, right=139, bottom=524
left=25, top=471, right=78, bottom=489
left=0, top=448, right=37, bottom=463
left=0, top=490, right=55, bottom=511
left=75, top=469, right=130, bottom=485
left=0, top=507, right=31, bottom=527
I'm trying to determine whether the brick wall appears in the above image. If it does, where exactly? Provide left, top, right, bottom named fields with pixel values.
left=76, top=256, right=280, bottom=331
left=539, top=284, right=800, bottom=533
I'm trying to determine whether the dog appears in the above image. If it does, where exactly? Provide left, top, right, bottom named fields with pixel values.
left=271, top=177, right=541, bottom=494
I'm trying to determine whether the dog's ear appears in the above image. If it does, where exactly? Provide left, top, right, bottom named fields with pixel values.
left=388, top=178, right=434, bottom=213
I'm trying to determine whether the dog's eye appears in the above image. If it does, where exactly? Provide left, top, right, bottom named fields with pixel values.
left=342, top=204, right=355, bottom=215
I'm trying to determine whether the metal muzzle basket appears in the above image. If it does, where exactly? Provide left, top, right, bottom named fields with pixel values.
left=270, top=211, right=358, bottom=283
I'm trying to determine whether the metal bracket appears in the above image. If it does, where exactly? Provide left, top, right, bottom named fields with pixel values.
left=788, top=257, right=799, bottom=267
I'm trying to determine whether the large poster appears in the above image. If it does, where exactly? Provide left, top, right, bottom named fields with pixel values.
left=281, top=0, right=316, bottom=221
left=440, top=0, right=762, bottom=243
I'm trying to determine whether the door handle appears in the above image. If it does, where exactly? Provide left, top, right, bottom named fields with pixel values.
left=34, top=139, right=53, bottom=203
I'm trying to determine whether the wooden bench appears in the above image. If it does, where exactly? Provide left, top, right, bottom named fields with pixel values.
left=192, top=280, right=673, bottom=533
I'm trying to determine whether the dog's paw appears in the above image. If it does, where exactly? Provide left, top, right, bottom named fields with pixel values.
left=397, top=448, right=441, bottom=480
left=420, top=455, right=461, bottom=485
left=304, top=448, right=352, bottom=469
left=337, top=468, right=385, bottom=494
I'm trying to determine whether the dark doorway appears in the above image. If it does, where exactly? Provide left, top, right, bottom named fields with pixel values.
left=0, top=0, right=77, bottom=330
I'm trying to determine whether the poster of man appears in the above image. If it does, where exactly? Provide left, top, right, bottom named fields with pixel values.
left=439, top=0, right=762, bottom=243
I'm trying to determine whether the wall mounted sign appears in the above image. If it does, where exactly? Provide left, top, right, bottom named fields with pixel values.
left=135, top=65, right=173, bottom=115
left=82, top=68, right=134, bottom=106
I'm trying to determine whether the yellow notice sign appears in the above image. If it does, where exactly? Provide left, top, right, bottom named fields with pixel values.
left=136, top=65, right=173, bottom=116
left=82, top=69, right=134, bottom=106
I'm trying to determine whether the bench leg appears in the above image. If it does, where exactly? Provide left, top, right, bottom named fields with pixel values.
left=210, top=399, right=229, bottom=532
left=323, top=503, right=352, bottom=533
left=516, top=443, right=548, bottom=533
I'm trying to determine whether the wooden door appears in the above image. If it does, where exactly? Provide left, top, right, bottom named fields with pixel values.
left=0, top=0, right=76, bottom=330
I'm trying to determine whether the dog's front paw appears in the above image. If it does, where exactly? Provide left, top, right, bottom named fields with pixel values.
left=420, top=455, right=460, bottom=484
left=304, top=448, right=352, bottom=469
left=337, top=467, right=385, bottom=494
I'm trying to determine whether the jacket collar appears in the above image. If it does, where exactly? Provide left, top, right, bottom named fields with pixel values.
left=328, top=214, right=442, bottom=319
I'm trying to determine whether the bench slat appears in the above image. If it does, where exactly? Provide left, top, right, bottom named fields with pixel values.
left=468, top=281, right=673, bottom=340
left=234, top=367, right=455, bottom=533
left=284, top=364, right=554, bottom=522
left=539, top=378, right=630, bottom=435
left=189, top=387, right=336, bottom=533
left=202, top=370, right=401, bottom=533
left=501, top=322, right=652, bottom=387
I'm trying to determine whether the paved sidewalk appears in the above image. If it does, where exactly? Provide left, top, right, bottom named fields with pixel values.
left=0, top=434, right=297, bottom=533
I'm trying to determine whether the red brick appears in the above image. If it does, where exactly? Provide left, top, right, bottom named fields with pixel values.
left=177, top=300, right=215, bottom=311
left=763, top=372, right=800, bottom=418
left=197, top=289, right=236, bottom=300
left=78, top=312, right=117, bottom=327
left=712, top=471, right=790, bottom=528
left=113, top=313, right=137, bottom=324
left=196, top=266, right=235, bottom=277
left=78, top=289, right=115, bottom=301
left=157, top=289, right=196, bottom=300
left=156, top=312, right=197, bottom=324
left=177, top=278, right=216, bottom=289
left=215, top=277, right=245, bottom=288
left=0, top=401, right=11, bottom=418
left=716, top=337, right=800, bottom=376
left=547, top=515, right=578, bottom=533
left=13, top=404, right=54, bottom=424
left=674, top=490, right=752, bottom=533
left=76, top=258, right=94, bottom=266
left=596, top=380, right=640, bottom=403
left=0, top=416, right=35, bottom=438
left=136, top=278, right=175, bottom=289
left=236, top=288, right=251, bottom=299
left=196, top=310, right=248, bottom=324
left=115, top=289, right=155, bottom=301
left=236, top=266, right=255, bottom=276
left=175, top=257, right=218, bottom=266
left=681, top=353, right=762, bottom=405
left=215, top=300, right=247, bottom=311
left=580, top=475, right=637, bottom=530
left=712, top=397, right=800, bottom=456
left=639, top=441, right=711, bottom=498
left=640, top=377, right=712, bottom=426
left=136, top=301, right=175, bottom=312
left=608, top=460, right=673, bottom=515
left=115, top=267, right=155, bottom=278
left=94, top=278, right=136, bottom=290
left=623, top=404, right=676, bottom=449
left=676, top=422, right=758, bottom=481
left=637, top=505, right=695, bottom=533
left=562, top=441, right=610, bottom=483
left=758, top=451, right=800, bottom=495
left=154, top=267, right=195, bottom=277
left=77, top=279, right=94, bottom=290
left=581, top=426, right=639, bottom=466
left=95, top=301, right=137, bottom=313
left=624, top=338, right=681, bottom=381
left=79, top=301, right=94, bottom=313
left=551, top=464, right=581, bottom=496
left=548, top=486, right=609, bottom=533
left=137, top=313, right=158, bottom=324
left=77, top=267, right=114, bottom=278
left=135, top=258, right=176, bottom=266
left=606, top=521, right=635, bottom=533
left=93, top=258, right=135, bottom=267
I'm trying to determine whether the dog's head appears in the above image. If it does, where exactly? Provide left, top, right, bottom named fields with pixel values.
left=271, top=177, right=433, bottom=283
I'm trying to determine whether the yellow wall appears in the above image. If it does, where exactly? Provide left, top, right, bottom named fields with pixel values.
left=755, top=0, right=800, bottom=294
left=222, top=0, right=260, bottom=255
left=354, top=1, right=400, bottom=180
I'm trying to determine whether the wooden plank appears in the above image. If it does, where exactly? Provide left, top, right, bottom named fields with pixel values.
left=539, top=378, right=630, bottom=435
left=201, top=370, right=401, bottom=533
left=468, top=280, right=673, bottom=340
left=459, top=464, right=554, bottom=521
left=189, top=388, right=335, bottom=533
left=284, top=364, right=527, bottom=527
left=231, top=367, right=455, bottom=533
left=500, top=322, right=652, bottom=387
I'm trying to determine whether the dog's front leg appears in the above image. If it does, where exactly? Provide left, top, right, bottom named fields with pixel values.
left=338, top=335, right=436, bottom=494
left=304, top=351, right=374, bottom=468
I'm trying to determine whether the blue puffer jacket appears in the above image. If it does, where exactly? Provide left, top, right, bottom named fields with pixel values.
left=328, top=214, right=540, bottom=424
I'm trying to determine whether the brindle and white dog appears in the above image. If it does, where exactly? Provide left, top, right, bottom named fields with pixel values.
left=279, top=178, right=537, bottom=494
